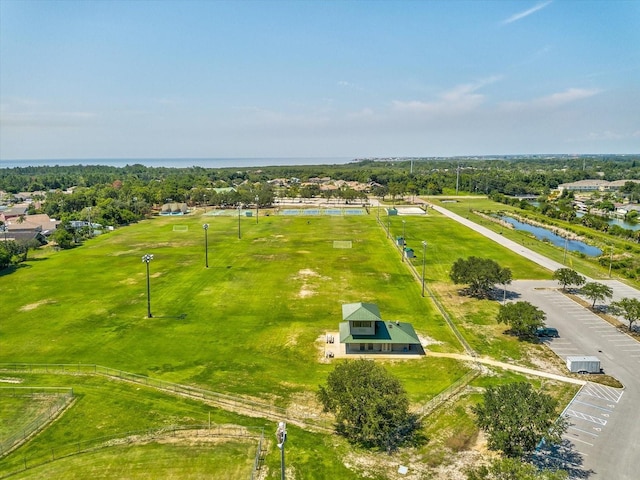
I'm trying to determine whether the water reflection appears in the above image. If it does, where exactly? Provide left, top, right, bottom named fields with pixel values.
left=500, top=216, right=602, bottom=256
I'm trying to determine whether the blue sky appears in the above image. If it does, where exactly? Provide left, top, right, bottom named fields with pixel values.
left=1, top=0, right=639, bottom=160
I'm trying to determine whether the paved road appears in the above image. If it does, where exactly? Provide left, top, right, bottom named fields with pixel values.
left=428, top=202, right=640, bottom=479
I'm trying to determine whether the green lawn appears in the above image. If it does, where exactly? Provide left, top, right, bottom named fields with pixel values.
left=10, top=442, right=257, bottom=480
left=0, top=210, right=569, bottom=478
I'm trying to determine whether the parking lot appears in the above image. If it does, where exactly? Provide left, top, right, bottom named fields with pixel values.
left=510, top=281, right=640, bottom=479
left=536, top=382, right=624, bottom=478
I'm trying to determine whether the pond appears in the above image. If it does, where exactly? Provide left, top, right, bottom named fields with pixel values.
left=575, top=212, right=640, bottom=231
left=500, top=216, right=602, bottom=256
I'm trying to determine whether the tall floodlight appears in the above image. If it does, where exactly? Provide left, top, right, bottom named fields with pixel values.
left=203, top=224, right=209, bottom=268
left=609, top=246, right=613, bottom=278
left=276, top=422, right=287, bottom=480
left=255, top=195, right=259, bottom=224
left=142, top=254, right=154, bottom=318
left=421, top=241, right=427, bottom=297
left=401, top=220, right=406, bottom=262
left=237, top=205, right=241, bottom=239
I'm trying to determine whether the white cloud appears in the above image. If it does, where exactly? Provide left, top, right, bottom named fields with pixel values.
left=0, top=110, right=97, bottom=128
left=501, top=88, right=600, bottom=111
left=502, top=1, right=552, bottom=25
left=392, top=77, right=500, bottom=116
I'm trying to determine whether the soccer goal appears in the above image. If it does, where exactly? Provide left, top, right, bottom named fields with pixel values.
left=333, top=240, right=352, bottom=249
left=173, top=225, right=189, bottom=232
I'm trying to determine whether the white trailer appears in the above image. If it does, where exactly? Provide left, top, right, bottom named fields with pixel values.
left=566, top=356, right=601, bottom=374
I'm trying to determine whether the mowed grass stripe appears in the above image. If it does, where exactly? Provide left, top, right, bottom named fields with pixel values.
left=1, top=211, right=548, bottom=399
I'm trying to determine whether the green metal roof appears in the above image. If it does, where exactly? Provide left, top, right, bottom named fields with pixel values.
left=341, top=303, right=382, bottom=322
left=339, top=321, right=420, bottom=344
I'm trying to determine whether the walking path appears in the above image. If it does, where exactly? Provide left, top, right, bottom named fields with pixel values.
left=427, top=352, right=587, bottom=385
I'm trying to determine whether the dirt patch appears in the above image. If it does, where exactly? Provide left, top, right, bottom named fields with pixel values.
left=19, top=299, right=55, bottom=311
left=295, top=269, right=320, bottom=278
left=292, top=269, right=331, bottom=299
left=297, top=288, right=315, bottom=298
left=0, top=377, right=23, bottom=384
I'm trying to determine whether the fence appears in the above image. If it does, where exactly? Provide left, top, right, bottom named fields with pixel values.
left=377, top=217, right=477, bottom=357
left=0, top=363, right=332, bottom=434
left=0, top=387, right=74, bottom=458
left=414, top=370, right=480, bottom=419
left=0, top=423, right=264, bottom=479
left=250, top=428, right=266, bottom=480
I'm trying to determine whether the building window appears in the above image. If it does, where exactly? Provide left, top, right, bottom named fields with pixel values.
left=353, top=321, right=372, bottom=328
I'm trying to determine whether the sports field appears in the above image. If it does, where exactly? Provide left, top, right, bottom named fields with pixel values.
left=0, top=208, right=556, bottom=478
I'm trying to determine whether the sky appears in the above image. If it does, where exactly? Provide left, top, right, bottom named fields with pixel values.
left=1, top=0, right=639, bottom=161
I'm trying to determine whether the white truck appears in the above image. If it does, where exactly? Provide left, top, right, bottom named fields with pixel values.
left=566, top=356, right=601, bottom=374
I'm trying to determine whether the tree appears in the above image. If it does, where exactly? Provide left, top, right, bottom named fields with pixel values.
left=609, top=297, right=640, bottom=331
left=317, top=359, right=420, bottom=452
left=497, top=301, right=546, bottom=338
left=581, top=282, right=613, bottom=309
left=51, top=228, right=75, bottom=249
left=467, top=457, right=568, bottom=480
left=450, top=256, right=512, bottom=299
left=552, top=268, right=586, bottom=292
left=473, top=382, right=568, bottom=458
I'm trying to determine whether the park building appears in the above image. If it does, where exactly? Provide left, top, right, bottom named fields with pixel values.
left=339, top=302, right=422, bottom=355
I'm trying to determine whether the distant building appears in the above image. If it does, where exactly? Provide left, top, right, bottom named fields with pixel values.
left=558, top=179, right=640, bottom=193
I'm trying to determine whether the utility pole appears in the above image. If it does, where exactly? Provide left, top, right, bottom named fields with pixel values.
left=276, top=422, right=287, bottom=480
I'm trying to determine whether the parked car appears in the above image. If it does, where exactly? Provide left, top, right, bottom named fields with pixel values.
left=536, top=327, right=559, bottom=338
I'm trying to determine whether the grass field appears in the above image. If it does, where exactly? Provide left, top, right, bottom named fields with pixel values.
left=1, top=208, right=570, bottom=478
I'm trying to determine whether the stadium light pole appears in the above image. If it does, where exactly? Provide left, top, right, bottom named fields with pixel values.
left=255, top=195, right=259, bottom=224
left=276, top=422, right=287, bottom=480
left=237, top=204, right=241, bottom=239
left=421, top=241, right=427, bottom=297
left=609, top=246, right=613, bottom=278
left=142, top=254, right=154, bottom=318
left=401, top=220, right=406, bottom=262
left=203, top=224, right=209, bottom=268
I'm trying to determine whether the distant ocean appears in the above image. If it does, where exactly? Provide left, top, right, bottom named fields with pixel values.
left=0, top=157, right=355, bottom=169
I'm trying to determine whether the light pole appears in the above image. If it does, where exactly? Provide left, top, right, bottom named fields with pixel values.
left=609, top=246, right=613, bottom=278
left=563, top=236, right=568, bottom=265
left=237, top=205, right=241, bottom=239
left=203, top=224, right=209, bottom=268
left=141, top=254, right=154, bottom=318
left=255, top=195, right=259, bottom=224
left=276, top=422, right=287, bottom=480
left=401, top=220, right=406, bottom=262
left=421, top=241, right=427, bottom=297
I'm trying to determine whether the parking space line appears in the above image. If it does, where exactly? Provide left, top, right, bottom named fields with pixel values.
left=572, top=400, right=614, bottom=412
left=584, top=385, right=624, bottom=403
left=566, top=426, right=599, bottom=437
left=564, top=431, right=596, bottom=446
left=565, top=409, right=607, bottom=425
